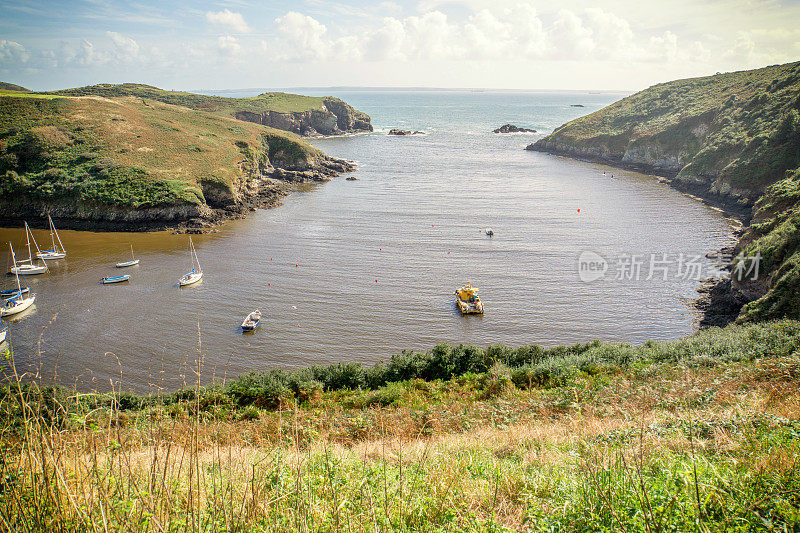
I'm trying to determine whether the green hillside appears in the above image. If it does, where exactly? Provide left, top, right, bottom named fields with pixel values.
left=531, top=61, right=800, bottom=323
left=47, top=83, right=327, bottom=114
left=531, top=61, right=800, bottom=207
left=0, top=91, right=344, bottom=225
left=0, top=82, right=29, bottom=92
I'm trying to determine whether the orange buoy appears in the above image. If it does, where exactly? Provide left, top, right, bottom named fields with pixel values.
left=268, top=282, right=270, bottom=286
left=296, top=264, right=298, bottom=267
left=577, top=209, right=581, bottom=213
left=375, top=279, right=378, bottom=282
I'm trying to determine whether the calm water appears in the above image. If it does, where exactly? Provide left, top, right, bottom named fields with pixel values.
left=1, top=90, right=736, bottom=391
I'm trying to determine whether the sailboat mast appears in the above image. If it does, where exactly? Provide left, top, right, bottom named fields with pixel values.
left=24, top=223, right=32, bottom=263
left=9, top=243, right=21, bottom=293
left=48, top=214, right=56, bottom=251
left=51, top=214, right=66, bottom=253
left=130, top=244, right=134, bottom=260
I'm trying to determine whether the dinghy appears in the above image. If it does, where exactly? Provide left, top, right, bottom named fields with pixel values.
left=241, top=309, right=262, bottom=331
left=37, top=214, right=67, bottom=260
left=101, top=274, right=130, bottom=284
left=2, top=244, right=36, bottom=317
left=179, top=236, right=203, bottom=286
left=10, top=223, right=48, bottom=275
left=116, top=244, right=140, bottom=267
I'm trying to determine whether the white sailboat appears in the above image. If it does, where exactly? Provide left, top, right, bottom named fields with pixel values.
left=37, top=214, right=67, bottom=260
left=116, top=244, right=140, bottom=267
left=9, top=223, right=48, bottom=275
left=2, top=243, right=36, bottom=317
left=178, top=236, right=203, bottom=286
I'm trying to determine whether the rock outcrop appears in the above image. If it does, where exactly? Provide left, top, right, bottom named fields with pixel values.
left=235, top=97, right=372, bottom=137
left=388, top=129, right=424, bottom=135
left=493, top=124, right=536, bottom=133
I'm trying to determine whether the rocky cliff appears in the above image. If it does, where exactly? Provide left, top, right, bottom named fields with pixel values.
left=233, top=97, right=372, bottom=137
left=529, top=61, right=800, bottom=219
left=527, top=61, right=800, bottom=324
left=45, top=84, right=373, bottom=137
left=0, top=90, right=354, bottom=232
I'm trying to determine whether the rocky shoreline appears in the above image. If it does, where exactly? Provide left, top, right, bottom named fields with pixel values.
left=0, top=155, right=355, bottom=234
left=527, top=141, right=752, bottom=328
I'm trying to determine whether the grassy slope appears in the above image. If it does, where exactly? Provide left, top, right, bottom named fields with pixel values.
left=536, top=61, right=800, bottom=198
left=536, top=62, right=800, bottom=323
left=0, top=92, right=322, bottom=210
left=2, top=320, right=799, bottom=531
left=0, top=82, right=29, bottom=92
left=46, top=83, right=330, bottom=115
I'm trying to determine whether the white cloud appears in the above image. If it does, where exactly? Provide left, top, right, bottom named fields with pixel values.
left=107, top=31, right=140, bottom=59
left=217, top=36, right=241, bottom=56
left=205, top=9, right=251, bottom=34
left=0, top=40, right=30, bottom=65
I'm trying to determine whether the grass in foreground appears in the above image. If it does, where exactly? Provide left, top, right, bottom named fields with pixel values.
left=0, top=320, right=799, bottom=531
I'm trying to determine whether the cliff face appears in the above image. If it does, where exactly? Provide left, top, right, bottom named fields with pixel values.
left=529, top=61, right=800, bottom=217
left=528, top=61, right=800, bottom=325
left=0, top=93, right=354, bottom=232
left=234, top=97, right=372, bottom=137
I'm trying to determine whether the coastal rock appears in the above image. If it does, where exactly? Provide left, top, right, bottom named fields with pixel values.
left=570, top=104, right=585, bottom=107
left=493, top=124, right=536, bottom=133
left=234, top=97, right=372, bottom=137
left=388, top=129, right=424, bottom=135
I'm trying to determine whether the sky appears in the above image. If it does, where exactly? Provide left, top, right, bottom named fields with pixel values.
left=0, top=0, right=799, bottom=91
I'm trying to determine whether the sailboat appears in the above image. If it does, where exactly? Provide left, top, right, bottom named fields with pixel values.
left=37, top=214, right=67, bottom=260
left=178, top=236, right=203, bottom=286
left=2, top=243, right=36, bottom=317
left=9, top=223, right=48, bottom=275
left=116, top=244, right=140, bottom=268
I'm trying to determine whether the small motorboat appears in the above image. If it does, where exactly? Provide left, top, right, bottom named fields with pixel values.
left=485, top=228, right=494, bottom=237
left=455, top=282, right=484, bottom=315
left=241, top=309, right=262, bottom=331
left=116, top=244, right=139, bottom=268
left=101, top=274, right=130, bottom=284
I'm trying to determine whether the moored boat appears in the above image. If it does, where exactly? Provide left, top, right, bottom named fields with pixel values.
left=2, top=243, right=37, bottom=317
left=455, top=282, right=484, bottom=314
left=37, top=214, right=67, bottom=260
left=10, top=223, right=48, bottom=275
left=116, top=245, right=139, bottom=267
left=241, top=309, right=262, bottom=331
left=0, top=320, right=6, bottom=344
left=179, top=237, right=203, bottom=286
left=101, top=274, right=130, bottom=284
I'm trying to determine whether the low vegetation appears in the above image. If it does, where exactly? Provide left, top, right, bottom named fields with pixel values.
left=46, top=83, right=331, bottom=115
left=0, top=91, right=323, bottom=212
left=1, top=320, right=799, bottom=531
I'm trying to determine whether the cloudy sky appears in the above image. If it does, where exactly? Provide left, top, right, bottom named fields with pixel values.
left=1, top=0, right=798, bottom=91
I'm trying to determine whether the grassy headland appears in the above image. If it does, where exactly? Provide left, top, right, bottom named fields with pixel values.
left=530, top=61, right=800, bottom=324
left=0, top=86, right=357, bottom=230
left=1, top=319, right=799, bottom=531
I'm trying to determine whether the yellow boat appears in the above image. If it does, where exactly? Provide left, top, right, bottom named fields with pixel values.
left=455, top=282, right=484, bottom=314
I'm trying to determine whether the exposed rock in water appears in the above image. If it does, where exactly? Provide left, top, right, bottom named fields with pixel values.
left=345, top=176, right=358, bottom=180
left=493, top=124, right=536, bottom=133
left=570, top=104, right=585, bottom=107
left=388, top=129, right=424, bottom=135
left=234, top=97, right=372, bottom=137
